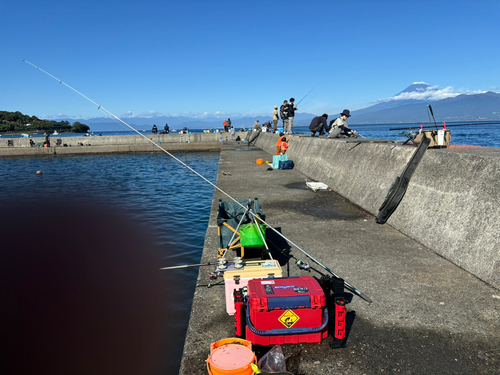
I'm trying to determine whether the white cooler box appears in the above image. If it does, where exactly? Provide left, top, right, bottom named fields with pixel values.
left=224, top=259, right=283, bottom=315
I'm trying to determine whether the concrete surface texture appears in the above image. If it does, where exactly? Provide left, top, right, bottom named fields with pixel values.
left=252, top=133, right=500, bottom=291
left=179, top=142, right=500, bottom=374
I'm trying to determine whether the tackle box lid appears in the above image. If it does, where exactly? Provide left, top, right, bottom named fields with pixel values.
left=247, top=276, right=325, bottom=311
left=224, top=260, right=282, bottom=280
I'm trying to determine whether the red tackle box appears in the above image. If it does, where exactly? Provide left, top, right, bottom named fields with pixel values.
left=242, top=276, right=329, bottom=345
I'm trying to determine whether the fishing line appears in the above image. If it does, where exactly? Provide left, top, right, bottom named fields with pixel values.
left=24, top=60, right=371, bottom=303
left=356, top=132, right=366, bottom=139
left=296, top=83, right=318, bottom=106
left=23, top=60, right=234, bottom=203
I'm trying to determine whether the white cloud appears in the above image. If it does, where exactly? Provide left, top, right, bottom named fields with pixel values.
left=374, top=85, right=486, bottom=104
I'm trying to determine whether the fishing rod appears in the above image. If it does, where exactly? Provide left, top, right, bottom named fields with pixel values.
left=389, top=122, right=500, bottom=131
left=295, top=83, right=318, bottom=107
left=160, top=262, right=220, bottom=270
left=427, top=104, right=438, bottom=130
left=356, top=132, right=366, bottom=139
left=25, top=61, right=372, bottom=304
left=23, top=60, right=250, bottom=209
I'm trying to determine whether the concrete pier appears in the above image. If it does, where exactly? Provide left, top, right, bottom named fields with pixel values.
left=0, top=132, right=244, bottom=158
left=180, top=135, right=500, bottom=374
left=253, top=133, right=500, bottom=291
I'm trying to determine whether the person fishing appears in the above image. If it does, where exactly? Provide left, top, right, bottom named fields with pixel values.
left=287, top=97, right=297, bottom=134
left=163, top=124, right=169, bottom=134
left=280, top=100, right=289, bottom=134
left=329, top=109, right=357, bottom=138
left=272, top=105, right=279, bottom=132
left=152, top=124, right=158, bottom=134
left=44, top=131, right=50, bottom=147
left=309, top=114, right=329, bottom=136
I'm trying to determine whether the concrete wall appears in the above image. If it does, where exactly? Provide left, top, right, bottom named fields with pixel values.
left=0, top=132, right=245, bottom=157
left=253, top=132, right=500, bottom=290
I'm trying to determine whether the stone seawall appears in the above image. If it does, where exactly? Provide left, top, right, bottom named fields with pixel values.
left=252, top=132, right=500, bottom=289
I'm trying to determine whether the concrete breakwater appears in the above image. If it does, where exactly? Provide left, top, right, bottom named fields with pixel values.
left=252, top=132, right=500, bottom=290
left=0, top=132, right=245, bottom=157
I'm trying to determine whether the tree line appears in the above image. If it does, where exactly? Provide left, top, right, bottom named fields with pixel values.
left=0, top=111, right=90, bottom=133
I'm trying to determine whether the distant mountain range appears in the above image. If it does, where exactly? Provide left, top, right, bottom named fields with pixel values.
left=50, top=83, right=500, bottom=130
left=350, top=83, right=500, bottom=124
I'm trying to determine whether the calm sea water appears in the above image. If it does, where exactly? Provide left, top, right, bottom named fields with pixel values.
left=0, top=152, right=219, bottom=374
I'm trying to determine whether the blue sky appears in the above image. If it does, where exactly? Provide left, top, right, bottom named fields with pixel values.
left=1, top=0, right=499, bottom=120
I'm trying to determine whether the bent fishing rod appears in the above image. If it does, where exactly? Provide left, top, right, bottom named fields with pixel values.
left=25, top=60, right=372, bottom=304
left=295, top=83, right=318, bottom=107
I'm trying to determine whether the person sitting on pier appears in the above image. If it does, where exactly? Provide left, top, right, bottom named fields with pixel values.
left=329, top=109, right=357, bottom=138
left=275, top=133, right=291, bottom=155
left=152, top=124, right=158, bottom=134
left=163, top=124, right=169, bottom=134
left=280, top=137, right=290, bottom=155
left=309, top=114, right=329, bottom=137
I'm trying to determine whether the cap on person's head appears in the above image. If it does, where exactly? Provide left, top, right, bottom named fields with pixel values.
left=284, top=100, right=288, bottom=103
left=290, top=98, right=295, bottom=102
left=322, top=113, right=328, bottom=118
left=340, top=109, right=351, bottom=117
left=274, top=105, right=278, bottom=109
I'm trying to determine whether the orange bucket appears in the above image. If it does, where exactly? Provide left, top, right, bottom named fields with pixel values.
left=206, top=338, right=256, bottom=375
left=256, top=158, right=264, bottom=165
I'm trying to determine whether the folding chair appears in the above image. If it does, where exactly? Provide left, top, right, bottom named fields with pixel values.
left=217, top=198, right=267, bottom=259
left=401, top=131, right=418, bottom=145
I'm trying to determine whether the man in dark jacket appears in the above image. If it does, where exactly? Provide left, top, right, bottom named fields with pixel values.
left=308, top=114, right=329, bottom=136
left=287, top=97, right=297, bottom=135
left=279, top=100, right=289, bottom=133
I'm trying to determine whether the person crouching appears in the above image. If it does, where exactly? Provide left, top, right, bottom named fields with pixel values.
left=309, top=114, right=329, bottom=136
left=329, top=109, right=357, bottom=138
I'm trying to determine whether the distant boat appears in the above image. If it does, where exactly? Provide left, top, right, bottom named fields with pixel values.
left=21, top=133, right=29, bottom=138
left=53, top=130, right=59, bottom=135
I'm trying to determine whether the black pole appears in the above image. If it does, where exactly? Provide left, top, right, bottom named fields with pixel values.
left=389, top=122, right=500, bottom=131
left=428, top=104, right=439, bottom=130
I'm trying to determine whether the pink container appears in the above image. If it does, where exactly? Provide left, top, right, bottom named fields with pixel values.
left=224, top=260, right=282, bottom=315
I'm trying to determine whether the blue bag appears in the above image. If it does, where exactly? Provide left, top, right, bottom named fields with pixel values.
left=273, top=154, right=288, bottom=169
left=278, top=160, right=294, bottom=170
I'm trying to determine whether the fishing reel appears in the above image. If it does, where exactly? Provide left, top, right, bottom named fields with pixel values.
left=208, top=257, right=244, bottom=287
left=296, top=259, right=310, bottom=271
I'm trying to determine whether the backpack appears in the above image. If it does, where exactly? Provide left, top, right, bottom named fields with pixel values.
left=278, top=160, right=294, bottom=170
left=329, top=118, right=339, bottom=130
left=280, top=105, right=289, bottom=119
